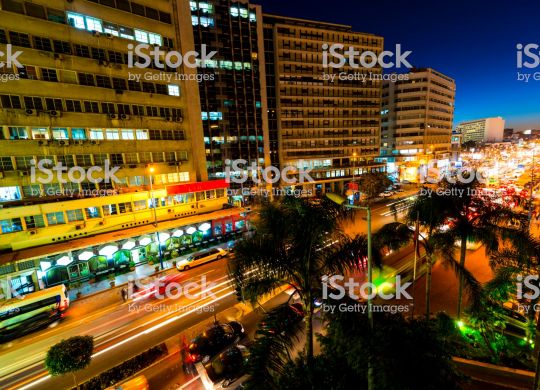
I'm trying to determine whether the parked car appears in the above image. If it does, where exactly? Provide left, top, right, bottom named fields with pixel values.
left=176, top=248, right=228, bottom=271
left=188, top=321, right=245, bottom=363
left=204, top=344, right=250, bottom=386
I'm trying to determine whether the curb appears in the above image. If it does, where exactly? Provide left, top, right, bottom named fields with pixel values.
left=452, top=356, right=535, bottom=377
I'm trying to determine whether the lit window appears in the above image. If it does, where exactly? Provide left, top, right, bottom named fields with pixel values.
left=168, top=84, right=180, bottom=96
left=52, top=128, right=68, bottom=139
left=190, top=1, right=197, bottom=11
left=234, top=62, right=243, bottom=70
left=239, top=8, right=248, bottom=18
left=191, top=15, right=199, bottom=26
left=199, top=17, right=214, bottom=27
left=90, top=129, right=104, bottom=140
left=85, top=16, right=103, bottom=32
left=148, top=33, right=162, bottom=45
left=106, top=129, right=120, bottom=140
left=31, top=128, right=49, bottom=139
left=136, top=129, right=149, bottom=140
left=220, top=60, right=233, bottom=70
left=103, top=22, right=119, bottom=36
left=121, top=129, right=135, bottom=139
left=134, top=29, right=149, bottom=43
left=67, top=12, right=85, bottom=29
left=249, top=12, right=256, bottom=22
left=71, top=128, right=87, bottom=139
left=199, top=2, right=212, bottom=13
left=230, top=7, right=239, bottom=17
left=243, top=62, right=251, bottom=70
left=201, top=112, right=208, bottom=120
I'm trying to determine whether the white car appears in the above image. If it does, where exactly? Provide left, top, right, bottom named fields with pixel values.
left=176, top=248, right=228, bottom=271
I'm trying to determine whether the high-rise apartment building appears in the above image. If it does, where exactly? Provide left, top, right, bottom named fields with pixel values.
left=380, top=68, right=455, bottom=180
left=263, top=15, right=384, bottom=195
left=0, top=0, right=249, bottom=297
left=456, top=117, right=505, bottom=144
left=189, top=0, right=270, bottom=185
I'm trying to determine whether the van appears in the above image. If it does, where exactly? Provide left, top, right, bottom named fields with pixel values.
left=176, top=248, right=228, bottom=271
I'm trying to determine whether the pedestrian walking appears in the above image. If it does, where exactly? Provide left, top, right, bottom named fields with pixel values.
left=121, top=287, right=128, bottom=302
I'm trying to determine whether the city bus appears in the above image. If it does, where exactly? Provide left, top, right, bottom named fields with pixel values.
left=0, top=284, right=69, bottom=341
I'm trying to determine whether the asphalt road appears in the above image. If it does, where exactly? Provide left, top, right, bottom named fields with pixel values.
left=0, top=258, right=237, bottom=390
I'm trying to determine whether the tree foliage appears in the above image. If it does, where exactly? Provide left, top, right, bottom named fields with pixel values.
left=356, top=172, right=392, bottom=199
left=45, top=335, right=94, bottom=376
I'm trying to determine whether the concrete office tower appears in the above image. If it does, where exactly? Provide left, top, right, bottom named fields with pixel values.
left=0, top=0, right=249, bottom=297
left=263, top=15, right=385, bottom=195
left=380, top=68, right=456, bottom=180
left=457, top=117, right=506, bottom=143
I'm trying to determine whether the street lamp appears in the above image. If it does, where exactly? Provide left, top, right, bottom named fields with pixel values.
left=148, top=166, right=164, bottom=270
left=326, top=192, right=373, bottom=390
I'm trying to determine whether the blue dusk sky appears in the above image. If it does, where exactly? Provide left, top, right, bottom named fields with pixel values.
left=254, top=0, right=540, bottom=130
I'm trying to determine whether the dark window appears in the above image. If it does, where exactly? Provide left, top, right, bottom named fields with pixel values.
left=112, top=78, right=126, bottom=90
left=145, top=6, right=158, bottom=20
left=163, top=37, right=174, bottom=48
left=146, top=106, right=158, bottom=116
left=23, top=96, right=44, bottom=110
left=84, top=101, right=100, bottom=113
left=101, top=102, right=116, bottom=114
left=91, top=47, right=107, bottom=61
left=0, top=94, right=22, bottom=109
left=108, top=50, right=123, bottom=64
left=116, top=0, right=130, bottom=11
left=9, top=31, right=31, bottom=47
left=155, top=84, right=167, bottom=95
left=117, top=104, right=131, bottom=115
left=159, top=12, right=171, bottom=24
left=45, top=98, right=63, bottom=111
left=128, top=80, right=141, bottom=91
left=159, top=107, right=170, bottom=117
left=24, top=2, right=46, bottom=19
left=41, top=68, right=58, bottom=82
left=109, top=153, right=123, bottom=165
left=131, top=105, right=144, bottom=115
left=33, top=36, right=52, bottom=51
left=0, top=30, right=7, bottom=44
left=78, top=73, right=95, bottom=86
left=131, top=2, right=145, bottom=16
left=47, top=8, right=65, bottom=23
left=74, top=44, right=91, bottom=58
left=96, top=75, right=112, bottom=88
left=53, top=40, right=71, bottom=54
left=99, top=0, right=115, bottom=7
left=142, top=82, right=155, bottom=93
left=66, top=99, right=82, bottom=112
left=1, top=0, right=24, bottom=14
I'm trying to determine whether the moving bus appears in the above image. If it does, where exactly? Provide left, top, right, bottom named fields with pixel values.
left=0, top=284, right=69, bottom=342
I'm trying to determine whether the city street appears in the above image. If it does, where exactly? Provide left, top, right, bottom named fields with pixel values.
left=0, top=259, right=237, bottom=390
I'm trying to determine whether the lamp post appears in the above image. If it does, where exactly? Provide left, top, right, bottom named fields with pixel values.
left=148, top=166, right=164, bottom=270
left=326, top=192, right=373, bottom=390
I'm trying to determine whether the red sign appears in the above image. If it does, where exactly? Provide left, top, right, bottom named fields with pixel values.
left=167, top=179, right=229, bottom=195
left=348, top=182, right=359, bottom=191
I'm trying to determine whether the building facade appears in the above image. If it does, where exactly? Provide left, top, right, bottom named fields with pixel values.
left=189, top=0, right=270, bottom=188
left=263, top=15, right=384, bottom=195
left=380, top=68, right=455, bottom=181
left=457, top=117, right=505, bottom=144
left=0, top=0, right=252, bottom=298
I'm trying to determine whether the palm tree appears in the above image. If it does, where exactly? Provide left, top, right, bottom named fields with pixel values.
left=229, top=196, right=377, bottom=362
left=374, top=201, right=480, bottom=318
left=432, top=179, right=527, bottom=318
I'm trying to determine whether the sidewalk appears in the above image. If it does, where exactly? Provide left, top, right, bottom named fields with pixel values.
left=66, top=242, right=230, bottom=304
